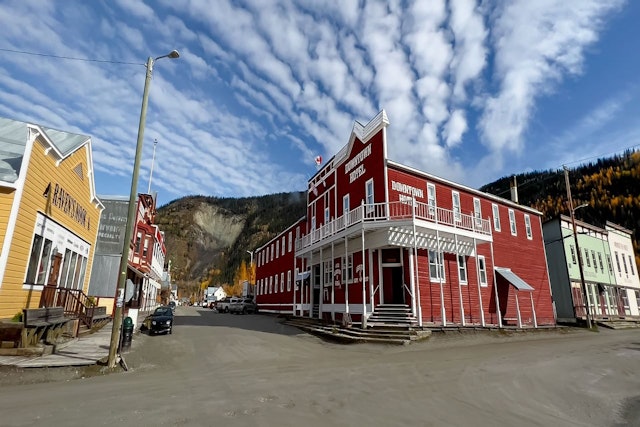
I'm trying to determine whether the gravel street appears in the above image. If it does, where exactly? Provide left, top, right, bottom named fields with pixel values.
left=0, top=306, right=639, bottom=427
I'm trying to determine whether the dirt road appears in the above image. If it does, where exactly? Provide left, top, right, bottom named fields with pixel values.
left=0, top=306, right=638, bottom=426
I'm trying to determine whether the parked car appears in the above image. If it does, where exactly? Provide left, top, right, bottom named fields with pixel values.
left=217, top=297, right=241, bottom=313
left=141, top=306, right=174, bottom=335
left=229, top=297, right=258, bottom=315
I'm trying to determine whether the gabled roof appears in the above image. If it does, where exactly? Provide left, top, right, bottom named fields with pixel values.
left=0, top=117, right=91, bottom=184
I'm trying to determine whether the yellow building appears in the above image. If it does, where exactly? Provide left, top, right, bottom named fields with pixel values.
left=0, top=117, right=103, bottom=319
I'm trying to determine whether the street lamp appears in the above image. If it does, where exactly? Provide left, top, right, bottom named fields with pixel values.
left=108, top=50, right=180, bottom=369
left=564, top=166, right=592, bottom=329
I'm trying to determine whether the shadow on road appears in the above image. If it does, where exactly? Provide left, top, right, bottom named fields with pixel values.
left=171, top=307, right=304, bottom=337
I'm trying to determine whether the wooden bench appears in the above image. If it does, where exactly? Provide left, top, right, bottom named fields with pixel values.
left=22, top=307, right=70, bottom=347
left=87, top=306, right=111, bottom=330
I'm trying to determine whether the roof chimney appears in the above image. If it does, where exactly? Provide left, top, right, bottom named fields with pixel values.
left=510, top=175, right=519, bottom=203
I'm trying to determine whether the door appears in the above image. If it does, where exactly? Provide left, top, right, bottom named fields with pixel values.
left=383, top=266, right=405, bottom=304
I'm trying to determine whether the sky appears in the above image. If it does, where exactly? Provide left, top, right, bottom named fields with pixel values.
left=1, top=0, right=638, bottom=207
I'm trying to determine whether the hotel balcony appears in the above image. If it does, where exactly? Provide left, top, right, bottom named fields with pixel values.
left=296, top=200, right=493, bottom=257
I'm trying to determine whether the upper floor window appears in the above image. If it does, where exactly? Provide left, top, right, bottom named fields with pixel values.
left=280, top=272, right=285, bottom=292
left=365, top=179, right=374, bottom=214
left=591, top=250, right=598, bottom=272
left=508, top=209, right=517, bottom=236
left=584, top=249, right=591, bottom=268
left=427, top=183, right=436, bottom=217
left=325, top=207, right=330, bottom=225
left=311, top=215, right=316, bottom=230
left=429, top=250, right=445, bottom=281
left=629, top=255, right=635, bottom=276
left=492, top=204, right=500, bottom=231
left=271, top=244, right=274, bottom=261
left=607, top=254, right=613, bottom=274
left=570, top=245, right=577, bottom=264
left=343, top=194, right=350, bottom=216
left=622, top=255, right=629, bottom=275
left=473, top=198, right=482, bottom=227
left=452, top=191, right=461, bottom=222
left=615, top=252, right=621, bottom=273
left=524, top=214, right=532, bottom=239
left=274, top=274, right=279, bottom=294
left=598, top=252, right=604, bottom=271
left=287, top=270, right=292, bottom=291
left=282, top=236, right=286, bottom=254
left=276, top=240, right=279, bottom=258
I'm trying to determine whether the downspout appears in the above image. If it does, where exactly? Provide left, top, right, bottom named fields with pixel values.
left=474, top=236, right=486, bottom=327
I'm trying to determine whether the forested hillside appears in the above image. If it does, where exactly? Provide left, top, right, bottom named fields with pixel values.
left=156, top=192, right=306, bottom=295
left=481, top=150, right=640, bottom=263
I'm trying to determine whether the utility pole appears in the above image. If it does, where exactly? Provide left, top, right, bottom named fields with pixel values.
left=564, top=166, right=592, bottom=329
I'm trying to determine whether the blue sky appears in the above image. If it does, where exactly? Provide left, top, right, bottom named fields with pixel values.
left=0, top=0, right=637, bottom=207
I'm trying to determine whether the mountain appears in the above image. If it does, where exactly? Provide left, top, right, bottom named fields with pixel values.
left=480, top=149, right=640, bottom=262
left=156, top=192, right=306, bottom=289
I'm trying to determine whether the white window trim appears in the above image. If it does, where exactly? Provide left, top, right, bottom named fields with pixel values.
left=508, top=209, right=517, bottom=236
left=478, top=255, right=488, bottom=287
left=427, top=183, right=436, bottom=217
left=365, top=178, right=374, bottom=214
left=452, top=191, right=461, bottom=223
left=429, top=250, right=445, bottom=282
left=524, top=214, right=532, bottom=240
left=492, top=203, right=501, bottom=232
left=457, top=255, right=467, bottom=285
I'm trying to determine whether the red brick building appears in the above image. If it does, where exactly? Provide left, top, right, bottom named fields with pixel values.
left=255, top=111, right=555, bottom=328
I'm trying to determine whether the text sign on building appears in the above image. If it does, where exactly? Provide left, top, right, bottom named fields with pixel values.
left=344, top=144, right=372, bottom=183
left=47, top=182, right=91, bottom=230
left=391, top=180, right=424, bottom=205
left=95, top=199, right=129, bottom=255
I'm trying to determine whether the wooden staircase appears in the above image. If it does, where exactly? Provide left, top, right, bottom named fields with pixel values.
left=366, top=304, right=418, bottom=328
left=39, top=286, right=111, bottom=335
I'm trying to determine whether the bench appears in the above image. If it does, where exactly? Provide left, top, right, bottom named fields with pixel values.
left=22, top=307, right=70, bottom=347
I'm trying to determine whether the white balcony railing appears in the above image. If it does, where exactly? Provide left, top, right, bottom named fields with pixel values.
left=296, top=200, right=492, bottom=251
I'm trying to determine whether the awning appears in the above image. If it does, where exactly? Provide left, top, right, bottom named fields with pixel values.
left=495, top=267, right=534, bottom=291
left=296, top=271, right=310, bottom=281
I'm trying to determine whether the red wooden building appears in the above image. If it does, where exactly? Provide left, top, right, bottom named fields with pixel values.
left=255, top=111, right=555, bottom=328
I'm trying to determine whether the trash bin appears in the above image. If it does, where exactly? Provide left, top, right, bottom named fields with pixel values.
left=121, top=316, right=134, bottom=352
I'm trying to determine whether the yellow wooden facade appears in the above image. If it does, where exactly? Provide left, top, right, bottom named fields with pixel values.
left=0, top=127, right=103, bottom=319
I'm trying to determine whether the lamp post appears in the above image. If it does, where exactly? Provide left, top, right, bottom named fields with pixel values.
left=108, top=50, right=179, bottom=369
left=564, top=166, right=592, bottom=329
left=147, top=138, right=158, bottom=194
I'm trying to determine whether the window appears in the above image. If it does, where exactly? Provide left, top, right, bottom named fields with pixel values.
left=524, top=214, right=532, bottom=239
left=269, top=276, right=273, bottom=294
left=492, top=204, right=501, bottom=231
left=508, top=209, right=517, bottom=235
left=429, top=250, right=445, bottom=281
left=274, top=275, right=278, bottom=293
left=311, top=215, right=316, bottom=230
left=135, top=232, right=142, bottom=253
left=280, top=272, right=284, bottom=292
left=143, top=236, right=149, bottom=257
left=341, top=254, right=353, bottom=283
left=615, top=252, right=621, bottom=273
left=25, top=236, right=54, bottom=285
left=271, top=244, right=274, bottom=261
left=591, top=250, right=598, bottom=272
left=629, top=255, right=635, bottom=276
left=570, top=245, right=577, bottom=264
left=478, top=256, right=488, bottom=286
left=457, top=255, right=467, bottom=284
left=636, top=290, right=640, bottom=309
left=427, top=183, right=436, bottom=217
left=325, top=207, right=330, bottom=225
left=473, top=198, right=482, bottom=227
left=452, top=191, right=461, bottom=222
left=343, top=194, right=350, bottom=216
left=598, top=252, right=604, bottom=271
left=276, top=240, right=279, bottom=259
left=324, top=260, right=333, bottom=286
left=365, top=179, right=374, bottom=214
left=288, top=231, right=292, bottom=252
left=282, top=236, right=286, bottom=255
left=621, top=255, right=629, bottom=276
left=287, top=270, right=292, bottom=291
left=584, top=249, right=591, bottom=268
left=607, top=254, right=613, bottom=274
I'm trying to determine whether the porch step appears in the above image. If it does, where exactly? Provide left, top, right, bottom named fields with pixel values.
left=367, top=304, right=418, bottom=328
left=596, top=320, right=640, bottom=330
left=283, top=317, right=431, bottom=345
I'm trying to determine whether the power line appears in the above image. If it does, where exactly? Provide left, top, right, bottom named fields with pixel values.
left=0, top=47, right=142, bottom=66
